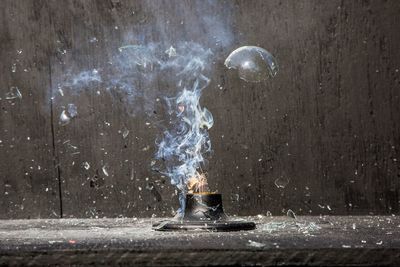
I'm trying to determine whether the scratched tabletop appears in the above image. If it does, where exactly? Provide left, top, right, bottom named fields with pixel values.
left=0, top=216, right=399, bottom=266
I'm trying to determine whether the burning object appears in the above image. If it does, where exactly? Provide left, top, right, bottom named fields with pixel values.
left=153, top=191, right=255, bottom=231
left=153, top=171, right=255, bottom=231
left=187, top=171, right=210, bottom=193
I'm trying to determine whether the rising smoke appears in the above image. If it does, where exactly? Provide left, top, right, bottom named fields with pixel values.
left=54, top=1, right=235, bottom=215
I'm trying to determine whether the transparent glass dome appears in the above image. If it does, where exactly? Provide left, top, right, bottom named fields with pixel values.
left=225, top=46, right=278, bottom=82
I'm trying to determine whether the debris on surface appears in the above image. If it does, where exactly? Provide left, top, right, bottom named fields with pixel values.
left=247, top=240, right=266, bottom=248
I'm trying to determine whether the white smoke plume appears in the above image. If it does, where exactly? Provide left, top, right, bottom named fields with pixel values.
left=53, top=0, right=235, bottom=215
left=57, top=42, right=215, bottom=214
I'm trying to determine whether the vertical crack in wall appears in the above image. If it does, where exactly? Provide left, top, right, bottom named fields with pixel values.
left=47, top=5, right=63, bottom=218
left=49, top=66, right=63, bottom=218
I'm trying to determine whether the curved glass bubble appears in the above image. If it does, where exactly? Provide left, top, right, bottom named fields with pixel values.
left=224, top=46, right=278, bottom=82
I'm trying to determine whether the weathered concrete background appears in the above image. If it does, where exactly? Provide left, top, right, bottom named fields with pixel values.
left=0, top=0, right=399, bottom=219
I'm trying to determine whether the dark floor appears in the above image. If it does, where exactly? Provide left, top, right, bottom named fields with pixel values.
left=0, top=216, right=399, bottom=266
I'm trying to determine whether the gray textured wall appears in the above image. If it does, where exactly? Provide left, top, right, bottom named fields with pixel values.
left=1, top=0, right=399, bottom=219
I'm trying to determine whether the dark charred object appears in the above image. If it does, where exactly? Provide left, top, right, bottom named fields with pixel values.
left=153, top=193, right=256, bottom=231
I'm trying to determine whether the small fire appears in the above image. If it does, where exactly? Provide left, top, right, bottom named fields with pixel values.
left=187, top=171, right=210, bottom=193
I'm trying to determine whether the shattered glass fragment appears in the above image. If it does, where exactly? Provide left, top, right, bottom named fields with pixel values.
left=274, top=175, right=290, bottom=188
left=82, top=162, right=90, bottom=170
left=262, top=222, right=287, bottom=233
left=118, top=45, right=158, bottom=71
left=296, top=221, right=321, bottom=234
left=66, top=141, right=77, bottom=150
left=177, top=104, right=185, bottom=113
left=247, top=240, right=265, bottom=248
left=5, top=87, right=22, bottom=100
left=11, top=63, right=17, bottom=73
left=102, top=165, right=109, bottom=176
left=59, top=110, right=71, bottom=125
left=287, top=209, right=297, bottom=219
left=122, top=129, right=129, bottom=139
left=165, top=46, right=176, bottom=58
left=67, top=104, right=78, bottom=118
left=225, top=46, right=278, bottom=82
left=56, top=46, right=67, bottom=55
left=59, top=104, right=78, bottom=126
left=261, top=221, right=320, bottom=234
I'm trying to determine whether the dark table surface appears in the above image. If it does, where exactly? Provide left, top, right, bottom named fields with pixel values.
left=0, top=216, right=399, bottom=266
